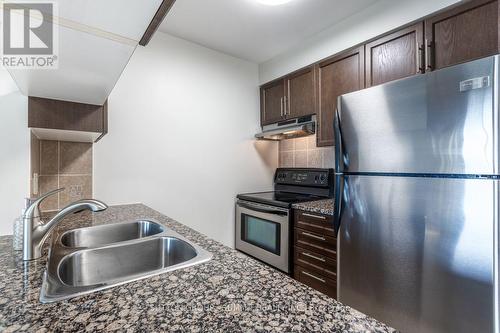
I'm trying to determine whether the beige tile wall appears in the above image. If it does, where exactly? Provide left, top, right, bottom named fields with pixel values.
left=31, top=139, right=93, bottom=212
left=279, top=134, right=335, bottom=169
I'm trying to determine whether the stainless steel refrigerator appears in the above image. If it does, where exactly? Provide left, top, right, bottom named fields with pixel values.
left=334, top=55, right=500, bottom=333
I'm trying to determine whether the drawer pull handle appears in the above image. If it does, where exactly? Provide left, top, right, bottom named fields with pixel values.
left=302, top=252, right=326, bottom=262
left=298, top=220, right=315, bottom=225
left=302, top=271, right=326, bottom=283
left=298, top=221, right=323, bottom=229
left=302, top=213, right=326, bottom=220
left=302, top=232, right=326, bottom=241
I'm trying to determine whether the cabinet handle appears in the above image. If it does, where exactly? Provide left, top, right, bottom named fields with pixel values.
left=417, top=43, right=425, bottom=74
left=425, top=39, right=433, bottom=71
left=302, top=213, right=326, bottom=220
left=301, top=231, right=326, bottom=241
left=280, top=97, right=284, bottom=117
left=302, top=252, right=326, bottom=262
left=286, top=80, right=290, bottom=116
left=302, top=271, right=326, bottom=283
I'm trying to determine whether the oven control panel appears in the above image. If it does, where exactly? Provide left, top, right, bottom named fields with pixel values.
left=275, top=168, right=332, bottom=187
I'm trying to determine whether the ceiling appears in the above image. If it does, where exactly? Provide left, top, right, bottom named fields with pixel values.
left=160, top=0, right=381, bottom=64
left=0, top=0, right=162, bottom=104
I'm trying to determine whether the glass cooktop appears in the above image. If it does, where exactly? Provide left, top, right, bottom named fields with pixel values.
left=237, top=191, right=326, bottom=208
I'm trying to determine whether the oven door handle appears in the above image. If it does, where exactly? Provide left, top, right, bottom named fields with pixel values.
left=238, top=202, right=288, bottom=216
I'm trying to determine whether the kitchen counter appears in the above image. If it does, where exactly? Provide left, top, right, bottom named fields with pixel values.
left=292, top=199, right=334, bottom=216
left=0, top=204, right=393, bottom=332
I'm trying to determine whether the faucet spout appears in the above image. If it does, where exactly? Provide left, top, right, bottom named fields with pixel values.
left=23, top=198, right=108, bottom=261
left=37, top=199, right=108, bottom=241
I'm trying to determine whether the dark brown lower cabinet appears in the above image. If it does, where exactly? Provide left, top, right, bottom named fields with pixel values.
left=316, top=46, right=365, bottom=147
left=293, top=210, right=337, bottom=298
left=294, top=246, right=336, bottom=280
left=294, top=265, right=337, bottom=299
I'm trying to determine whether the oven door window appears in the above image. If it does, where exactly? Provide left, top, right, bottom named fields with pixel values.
left=241, top=214, right=281, bottom=255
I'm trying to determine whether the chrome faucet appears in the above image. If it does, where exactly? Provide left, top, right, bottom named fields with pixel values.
left=23, top=188, right=108, bottom=261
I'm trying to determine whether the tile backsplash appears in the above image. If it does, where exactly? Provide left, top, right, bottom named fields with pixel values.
left=279, top=134, right=334, bottom=169
left=30, top=136, right=93, bottom=212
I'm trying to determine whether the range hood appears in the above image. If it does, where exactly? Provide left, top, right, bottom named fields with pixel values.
left=255, top=115, right=316, bottom=141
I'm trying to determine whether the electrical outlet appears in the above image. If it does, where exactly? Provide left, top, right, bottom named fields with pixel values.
left=32, top=173, right=39, bottom=195
left=68, top=185, right=83, bottom=198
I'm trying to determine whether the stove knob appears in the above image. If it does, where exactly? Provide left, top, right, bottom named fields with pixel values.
left=320, top=174, right=326, bottom=182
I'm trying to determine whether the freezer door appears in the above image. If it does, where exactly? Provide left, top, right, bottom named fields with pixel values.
left=337, top=55, right=497, bottom=175
left=337, top=175, right=496, bottom=333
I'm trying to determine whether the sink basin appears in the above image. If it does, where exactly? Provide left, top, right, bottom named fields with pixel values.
left=61, top=220, right=164, bottom=248
left=40, top=219, right=212, bottom=303
left=59, top=237, right=196, bottom=287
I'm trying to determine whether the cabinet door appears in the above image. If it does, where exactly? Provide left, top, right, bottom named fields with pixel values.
left=316, top=46, right=365, bottom=147
left=286, top=66, right=315, bottom=119
left=260, top=80, right=285, bottom=125
left=365, top=23, right=424, bottom=88
left=425, top=0, right=498, bottom=71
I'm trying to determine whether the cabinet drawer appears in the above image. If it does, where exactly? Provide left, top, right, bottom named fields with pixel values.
left=294, top=210, right=335, bottom=237
left=294, top=227, right=336, bottom=258
left=294, top=264, right=336, bottom=298
left=294, top=246, right=336, bottom=280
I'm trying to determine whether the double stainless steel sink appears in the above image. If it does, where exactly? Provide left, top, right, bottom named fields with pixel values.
left=40, top=220, right=212, bottom=303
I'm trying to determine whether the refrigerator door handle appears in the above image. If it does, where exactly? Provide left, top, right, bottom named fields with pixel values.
left=333, top=174, right=345, bottom=234
left=334, top=106, right=343, bottom=172
left=334, top=104, right=345, bottom=235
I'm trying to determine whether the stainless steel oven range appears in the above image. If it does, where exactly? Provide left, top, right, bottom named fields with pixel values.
left=236, top=168, right=333, bottom=273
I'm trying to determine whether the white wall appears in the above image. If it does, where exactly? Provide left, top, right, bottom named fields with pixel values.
left=259, top=0, right=462, bottom=83
left=0, top=67, right=29, bottom=235
left=94, top=32, right=277, bottom=247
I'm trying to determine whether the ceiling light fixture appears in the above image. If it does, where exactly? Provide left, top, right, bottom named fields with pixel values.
left=256, top=0, right=293, bottom=6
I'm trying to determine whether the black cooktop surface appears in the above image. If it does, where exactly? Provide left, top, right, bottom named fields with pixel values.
left=237, top=191, right=326, bottom=208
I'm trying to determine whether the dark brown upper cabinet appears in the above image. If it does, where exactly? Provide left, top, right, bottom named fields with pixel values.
left=286, top=66, right=316, bottom=119
left=28, top=97, right=108, bottom=143
left=316, top=46, right=365, bottom=147
left=260, top=66, right=315, bottom=126
left=425, top=0, right=498, bottom=71
left=260, top=79, right=286, bottom=125
left=259, top=0, right=500, bottom=143
left=365, top=23, right=424, bottom=88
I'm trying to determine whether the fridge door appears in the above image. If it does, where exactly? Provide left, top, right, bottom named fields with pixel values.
left=336, top=55, right=497, bottom=175
left=337, top=175, right=497, bottom=333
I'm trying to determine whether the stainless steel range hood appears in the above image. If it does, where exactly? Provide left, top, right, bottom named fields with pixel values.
left=255, top=115, right=316, bottom=141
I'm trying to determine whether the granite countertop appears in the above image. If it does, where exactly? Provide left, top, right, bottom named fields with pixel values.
left=292, top=199, right=334, bottom=216
left=0, top=204, right=393, bottom=332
